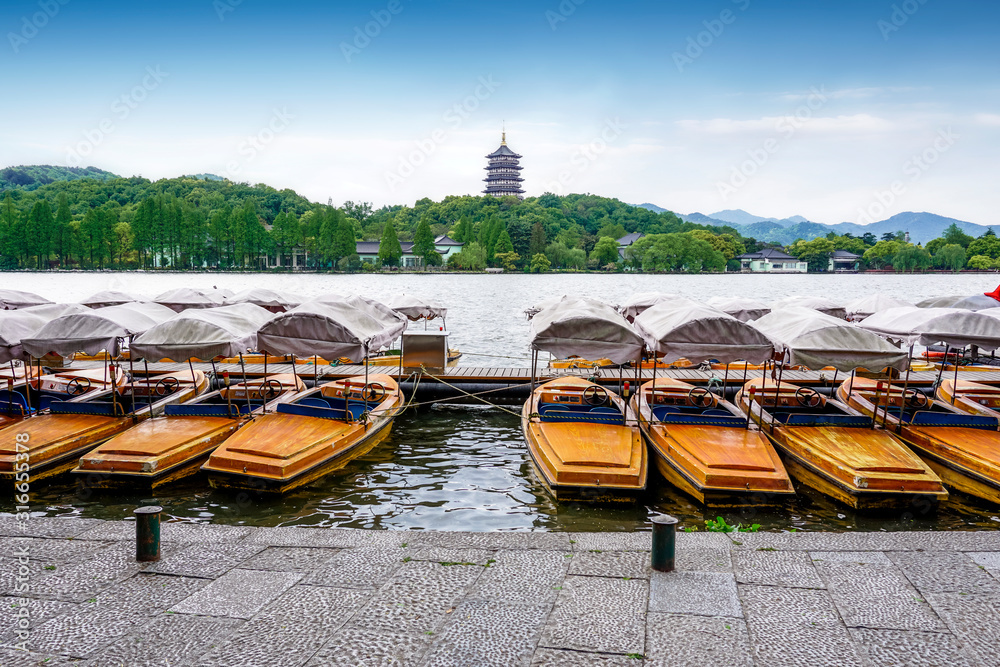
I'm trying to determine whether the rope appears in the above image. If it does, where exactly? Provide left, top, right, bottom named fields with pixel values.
left=415, top=367, right=525, bottom=417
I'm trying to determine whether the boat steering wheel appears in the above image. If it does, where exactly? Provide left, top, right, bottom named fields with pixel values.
left=902, top=388, right=929, bottom=409
left=362, top=382, right=387, bottom=402
left=259, top=379, right=283, bottom=400
left=66, top=377, right=91, bottom=396
left=154, top=376, right=180, bottom=396
left=688, top=387, right=714, bottom=408
left=795, top=387, right=822, bottom=408
left=582, top=385, right=609, bottom=406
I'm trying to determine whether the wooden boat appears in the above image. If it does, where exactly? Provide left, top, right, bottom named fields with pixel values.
left=0, top=369, right=206, bottom=485
left=936, top=379, right=1000, bottom=420
left=549, top=356, right=616, bottom=369
left=202, top=373, right=403, bottom=494
left=31, top=365, right=126, bottom=405
left=839, top=376, right=1000, bottom=504
left=521, top=376, right=647, bottom=502
left=632, top=378, right=793, bottom=504
left=72, top=373, right=304, bottom=490
left=736, top=377, right=947, bottom=510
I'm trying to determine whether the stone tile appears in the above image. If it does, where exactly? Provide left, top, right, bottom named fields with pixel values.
left=967, top=551, right=1000, bottom=569
left=421, top=599, right=551, bottom=667
left=649, top=571, right=741, bottom=617
left=0, top=597, right=76, bottom=648
left=890, top=550, right=1000, bottom=595
left=809, top=550, right=894, bottom=566
left=539, top=575, right=646, bottom=654
left=813, top=554, right=944, bottom=631
left=238, top=546, right=341, bottom=572
left=413, top=531, right=572, bottom=551
left=91, top=572, right=209, bottom=615
left=676, top=544, right=733, bottom=573
left=567, top=550, right=649, bottom=579
left=27, top=543, right=145, bottom=602
left=733, top=531, right=1000, bottom=553
left=403, top=546, right=498, bottom=566
left=850, top=628, right=978, bottom=667
left=245, top=526, right=410, bottom=548
left=0, top=516, right=102, bottom=538
left=0, top=536, right=114, bottom=563
left=87, top=613, right=243, bottom=667
left=300, top=546, right=404, bottom=590
left=306, top=628, right=431, bottom=666
left=0, top=648, right=81, bottom=666
left=567, top=532, right=650, bottom=552
left=925, top=592, right=1000, bottom=666
left=28, top=605, right=142, bottom=658
left=169, top=568, right=302, bottom=619
left=195, top=585, right=371, bottom=667
left=76, top=520, right=254, bottom=544
left=471, top=550, right=571, bottom=604
left=740, top=584, right=865, bottom=667
left=531, top=648, right=638, bottom=666
left=348, top=561, right=484, bottom=636
left=734, top=550, right=824, bottom=589
left=145, top=541, right=267, bottom=578
left=646, top=613, right=752, bottom=667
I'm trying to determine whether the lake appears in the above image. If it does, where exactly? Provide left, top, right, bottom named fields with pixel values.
left=2, top=271, right=999, bottom=532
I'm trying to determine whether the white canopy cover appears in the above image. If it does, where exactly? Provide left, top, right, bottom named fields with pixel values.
left=845, top=294, right=914, bottom=321
left=951, top=294, right=1000, bottom=311
left=223, top=288, right=304, bottom=310
left=529, top=296, right=643, bottom=365
left=704, top=296, right=771, bottom=322
left=0, top=304, right=92, bottom=363
left=256, top=297, right=407, bottom=360
left=751, top=307, right=908, bottom=372
left=79, top=290, right=141, bottom=308
left=385, top=294, right=448, bottom=321
left=130, top=303, right=275, bottom=361
left=524, top=295, right=569, bottom=320
left=770, top=296, right=847, bottom=320
left=153, top=288, right=225, bottom=312
left=0, top=289, right=52, bottom=310
left=634, top=301, right=775, bottom=364
left=21, top=302, right=177, bottom=358
left=618, top=292, right=681, bottom=321
left=859, top=306, right=1000, bottom=349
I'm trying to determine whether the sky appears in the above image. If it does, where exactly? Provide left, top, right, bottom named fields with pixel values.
left=1, top=0, right=998, bottom=224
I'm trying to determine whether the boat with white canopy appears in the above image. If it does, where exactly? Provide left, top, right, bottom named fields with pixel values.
left=704, top=296, right=770, bottom=322
left=223, top=288, right=305, bottom=313
left=771, top=296, right=846, bottom=320
left=618, top=292, right=682, bottom=322
left=78, top=290, right=141, bottom=308
left=153, top=287, right=226, bottom=312
left=845, top=294, right=914, bottom=321
left=522, top=297, right=647, bottom=501
left=630, top=301, right=793, bottom=504
left=0, top=289, right=52, bottom=310
left=737, top=308, right=946, bottom=510
left=203, top=298, right=408, bottom=493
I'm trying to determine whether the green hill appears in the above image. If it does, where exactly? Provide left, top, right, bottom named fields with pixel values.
left=0, top=165, right=119, bottom=191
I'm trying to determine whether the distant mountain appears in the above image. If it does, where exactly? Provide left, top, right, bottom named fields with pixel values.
left=0, top=165, right=119, bottom=191
left=185, top=173, right=225, bottom=181
left=635, top=202, right=668, bottom=213
left=669, top=207, right=994, bottom=245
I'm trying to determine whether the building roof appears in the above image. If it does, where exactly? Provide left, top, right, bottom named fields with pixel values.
left=736, top=248, right=798, bottom=261
left=831, top=249, right=861, bottom=259
left=434, top=235, right=464, bottom=246
left=355, top=242, right=381, bottom=255
left=617, top=232, right=645, bottom=246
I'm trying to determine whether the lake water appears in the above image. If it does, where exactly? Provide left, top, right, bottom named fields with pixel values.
left=3, top=271, right=1000, bottom=532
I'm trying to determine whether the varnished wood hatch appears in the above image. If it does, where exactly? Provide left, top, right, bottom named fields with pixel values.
left=632, top=378, right=793, bottom=504
left=522, top=376, right=647, bottom=498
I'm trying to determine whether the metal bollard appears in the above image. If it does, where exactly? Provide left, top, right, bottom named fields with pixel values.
left=651, top=514, right=679, bottom=572
left=134, top=506, right=163, bottom=562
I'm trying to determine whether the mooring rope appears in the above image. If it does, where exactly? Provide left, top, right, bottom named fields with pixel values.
left=414, top=367, right=526, bottom=417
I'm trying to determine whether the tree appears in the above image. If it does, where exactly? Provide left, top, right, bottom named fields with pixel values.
left=449, top=241, right=486, bottom=270
left=528, top=221, right=547, bottom=258
left=967, top=235, right=1000, bottom=260
left=892, top=244, right=932, bottom=272
left=412, top=217, right=436, bottom=267
left=530, top=253, right=551, bottom=273
left=861, top=232, right=877, bottom=246
left=494, top=251, right=520, bottom=271
left=935, top=244, right=966, bottom=272
left=494, top=228, right=514, bottom=255
left=924, top=237, right=946, bottom=256
left=590, top=237, right=621, bottom=266
left=943, top=223, right=974, bottom=248
left=377, top=221, right=402, bottom=267
left=789, top=237, right=835, bottom=272
left=967, top=255, right=994, bottom=270
left=863, top=240, right=900, bottom=270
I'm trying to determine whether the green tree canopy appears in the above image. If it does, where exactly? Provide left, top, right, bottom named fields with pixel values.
left=377, top=221, right=402, bottom=267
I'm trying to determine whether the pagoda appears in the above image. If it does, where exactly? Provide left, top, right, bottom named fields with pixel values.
left=483, top=129, right=525, bottom=199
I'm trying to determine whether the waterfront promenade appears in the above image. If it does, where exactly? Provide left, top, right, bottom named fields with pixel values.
left=3, top=517, right=1000, bottom=666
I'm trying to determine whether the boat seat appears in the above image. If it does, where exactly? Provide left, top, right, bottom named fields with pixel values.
left=652, top=406, right=681, bottom=420
left=702, top=409, right=732, bottom=417
left=165, top=403, right=251, bottom=417
left=538, top=402, right=591, bottom=414
left=298, top=397, right=333, bottom=410
left=538, top=406, right=624, bottom=424
left=910, top=411, right=999, bottom=430
left=48, top=401, right=127, bottom=417
left=0, top=391, right=32, bottom=417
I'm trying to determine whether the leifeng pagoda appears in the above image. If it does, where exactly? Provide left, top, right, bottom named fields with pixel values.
left=483, top=130, right=525, bottom=199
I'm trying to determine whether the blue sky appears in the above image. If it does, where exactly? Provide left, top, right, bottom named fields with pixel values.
left=2, top=0, right=998, bottom=224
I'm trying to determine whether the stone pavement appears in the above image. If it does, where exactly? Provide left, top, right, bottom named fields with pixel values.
left=2, top=518, right=1000, bottom=666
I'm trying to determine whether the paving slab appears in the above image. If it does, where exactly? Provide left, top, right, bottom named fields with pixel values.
left=739, top=584, right=865, bottom=667
left=0, top=516, right=103, bottom=539
left=733, top=549, right=824, bottom=588
left=194, top=584, right=371, bottom=667
left=890, top=550, right=1000, bottom=595
left=813, top=552, right=944, bottom=631
left=238, top=546, right=341, bottom=572
left=645, top=613, right=752, bottom=667
left=850, top=628, right=978, bottom=667
left=403, top=546, right=498, bottom=566
left=675, top=544, right=733, bottom=572
left=305, top=628, right=432, bottom=666
left=169, top=568, right=302, bottom=619
left=26, top=543, right=148, bottom=602
left=348, top=560, right=486, bottom=636
left=539, top=575, right=646, bottom=655
left=0, top=535, right=114, bottom=563
left=967, top=551, right=1000, bottom=569
left=245, top=525, right=409, bottom=548
left=567, top=530, right=728, bottom=553
left=90, top=572, right=209, bottom=615
left=0, top=597, right=76, bottom=648
left=0, top=647, right=81, bottom=666
left=420, top=599, right=551, bottom=667
left=732, top=530, right=1000, bottom=552
left=300, top=546, right=405, bottom=589
left=470, top=549, right=571, bottom=604
left=413, top=531, right=572, bottom=551
left=144, top=540, right=267, bottom=578
left=530, top=648, right=640, bottom=666
left=567, top=550, right=649, bottom=579
left=648, top=571, right=741, bottom=617
left=27, top=604, right=145, bottom=658
left=76, top=520, right=254, bottom=544
left=925, top=592, right=1000, bottom=666
left=87, top=613, right=243, bottom=667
